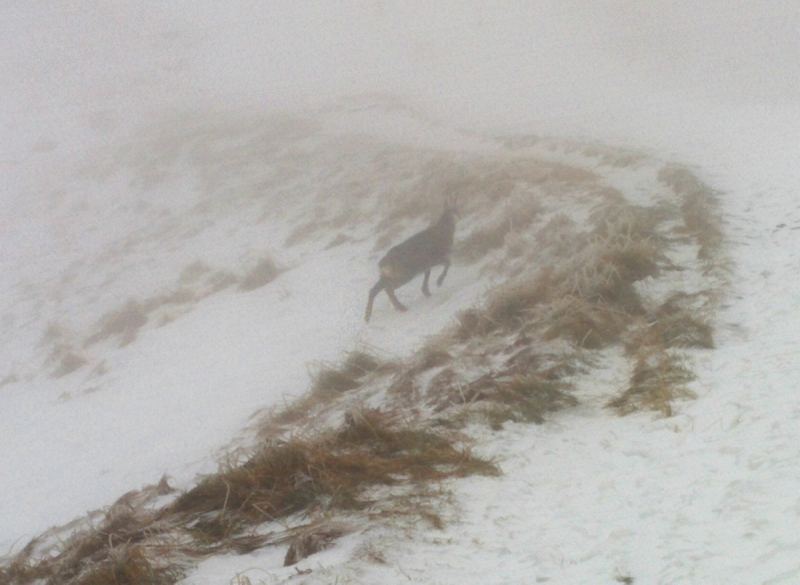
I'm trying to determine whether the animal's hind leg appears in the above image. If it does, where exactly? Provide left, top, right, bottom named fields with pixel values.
left=385, top=288, right=408, bottom=312
left=436, top=259, right=451, bottom=286
left=421, top=269, right=432, bottom=297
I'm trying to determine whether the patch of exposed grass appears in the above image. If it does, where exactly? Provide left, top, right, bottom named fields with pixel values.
left=64, top=545, right=182, bottom=585
left=658, top=165, right=724, bottom=262
left=284, top=522, right=348, bottom=566
left=454, top=198, right=540, bottom=264
left=0, top=479, right=179, bottom=585
left=310, top=350, right=384, bottom=396
left=41, top=322, right=88, bottom=378
left=478, top=376, right=578, bottom=430
left=631, top=314, right=714, bottom=351
left=238, top=256, right=282, bottom=292
left=422, top=363, right=577, bottom=429
left=170, top=408, right=498, bottom=543
left=84, top=300, right=149, bottom=348
left=269, top=349, right=394, bottom=428
left=544, top=297, right=629, bottom=349
left=454, top=275, right=553, bottom=340
left=607, top=351, right=696, bottom=416
left=412, top=345, right=453, bottom=373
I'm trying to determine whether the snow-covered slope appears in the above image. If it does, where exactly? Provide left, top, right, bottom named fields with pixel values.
left=3, top=2, right=800, bottom=584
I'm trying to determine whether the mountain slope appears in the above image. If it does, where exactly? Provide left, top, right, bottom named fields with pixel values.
left=1, top=104, right=734, bottom=584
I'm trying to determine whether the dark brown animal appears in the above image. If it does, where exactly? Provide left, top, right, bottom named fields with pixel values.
left=365, top=203, right=456, bottom=322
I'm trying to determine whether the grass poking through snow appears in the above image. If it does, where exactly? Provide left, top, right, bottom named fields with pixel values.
left=0, top=130, right=728, bottom=583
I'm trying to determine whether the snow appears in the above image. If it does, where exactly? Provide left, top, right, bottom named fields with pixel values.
left=3, top=1, right=800, bottom=583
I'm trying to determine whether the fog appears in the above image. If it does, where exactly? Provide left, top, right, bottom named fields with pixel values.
left=3, top=1, right=798, bottom=148
left=2, top=3, right=800, bottom=576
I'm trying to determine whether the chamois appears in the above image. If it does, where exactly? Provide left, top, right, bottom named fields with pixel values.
left=365, top=202, right=456, bottom=322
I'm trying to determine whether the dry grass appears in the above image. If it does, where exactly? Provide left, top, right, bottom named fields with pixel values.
left=454, top=196, right=541, bottom=264
left=170, top=408, right=498, bottom=543
left=40, top=323, right=89, bottom=379
left=238, top=256, right=282, bottom=292
left=0, top=479, right=180, bottom=585
left=0, top=544, right=180, bottom=585
left=608, top=351, right=696, bottom=416
left=0, top=409, right=496, bottom=585
left=84, top=300, right=149, bottom=348
left=476, top=375, right=578, bottom=430
left=630, top=305, right=714, bottom=351
left=658, top=165, right=724, bottom=262
left=544, top=297, right=629, bottom=349
left=283, top=522, right=349, bottom=566
left=269, top=349, right=394, bottom=427
left=310, top=351, right=385, bottom=396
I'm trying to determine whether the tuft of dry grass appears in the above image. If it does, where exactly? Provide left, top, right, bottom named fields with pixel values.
left=238, top=256, right=282, bottom=292
left=478, top=375, right=578, bottom=430
left=454, top=275, right=552, bottom=340
left=658, top=165, right=724, bottom=262
left=607, top=351, right=696, bottom=416
left=454, top=197, right=541, bottom=264
left=630, top=314, right=714, bottom=352
left=283, top=522, right=348, bottom=566
left=64, top=545, right=181, bottom=585
left=544, top=297, right=629, bottom=349
left=310, top=350, right=384, bottom=396
left=0, top=478, right=180, bottom=585
left=422, top=364, right=577, bottom=429
left=169, top=408, right=498, bottom=545
left=41, top=322, right=87, bottom=379
left=84, top=300, right=149, bottom=348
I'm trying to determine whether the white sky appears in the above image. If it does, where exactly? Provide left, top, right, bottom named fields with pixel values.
left=2, top=1, right=798, bottom=137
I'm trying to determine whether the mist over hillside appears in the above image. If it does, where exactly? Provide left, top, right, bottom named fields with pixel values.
left=3, top=2, right=798, bottom=139
left=3, top=2, right=800, bottom=583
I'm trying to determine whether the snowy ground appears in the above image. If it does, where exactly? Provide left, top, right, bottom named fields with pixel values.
left=3, top=2, right=800, bottom=584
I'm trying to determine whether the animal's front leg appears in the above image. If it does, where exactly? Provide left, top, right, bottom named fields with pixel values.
left=421, top=269, right=432, bottom=297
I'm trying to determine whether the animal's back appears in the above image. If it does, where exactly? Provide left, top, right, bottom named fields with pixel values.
left=379, top=221, right=453, bottom=279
